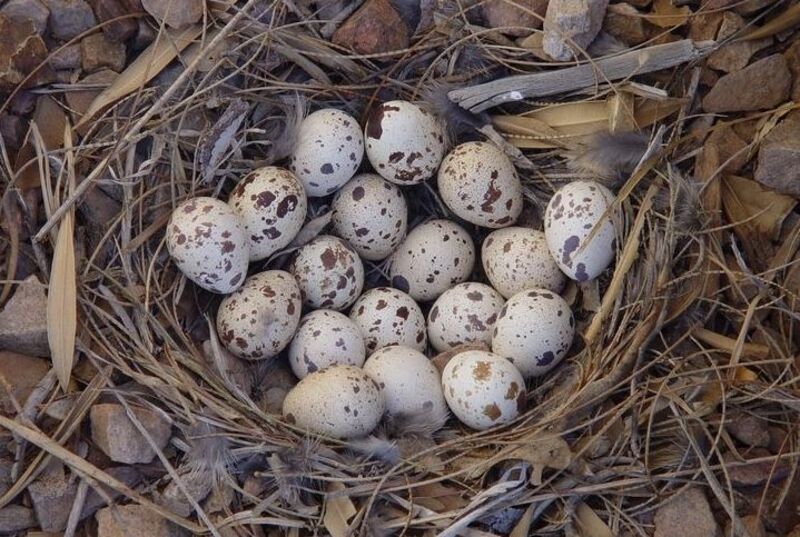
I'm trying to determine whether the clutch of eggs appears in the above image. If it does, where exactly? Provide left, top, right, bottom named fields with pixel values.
left=164, top=100, right=620, bottom=437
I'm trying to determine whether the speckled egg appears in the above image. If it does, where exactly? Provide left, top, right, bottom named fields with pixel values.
left=227, top=166, right=307, bottom=262
left=427, top=283, right=504, bottom=353
left=364, top=101, right=446, bottom=185
left=437, top=142, right=522, bottom=228
left=364, top=345, right=448, bottom=423
left=389, top=219, right=475, bottom=302
left=216, top=270, right=302, bottom=360
left=331, top=173, right=408, bottom=261
left=282, top=365, right=385, bottom=439
left=482, top=227, right=566, bottom=299
left=491, top=288, right=574, bottom=377
left=349, top=287, right=427, bottom=355
left=441, top=350, right=525, bottom=430
left=289, top=235, right=364, bottom=311
left=288, top=310, right=366, bottom=379
left=166, top=197, right=249, bottom=294
left=544, top=180, right=617, bottom=282
left=289, top=108, right=364, bottom=197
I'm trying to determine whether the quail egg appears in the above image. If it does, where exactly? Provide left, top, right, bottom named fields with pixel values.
left=482, top=227, right=565, bottom=299
left=427, top=282, right=504, bottom=353
left=364, top=100, right=446, bottom=185
left=491, top=288, right=574, bottom=377
left=288, top=310, right=366, bottom=379
left=349, top=287, right=427, bottom=354
left=363, top=345, right=448, bottom=423
left=389, top=219, right=475, bottom=302
left=289, top=108, right=364, bottom=197
left=331, top=173, right=408, bottom=260
left=227, top=166, right=307, bottom=261
left=437, top=141, right=522, bottom=228
left=544, top=180, right=617, bottom=282
left=289, top=235, right=364, bottom=311
left=216, top=270, right=302, bottom=360
left=282, top=365, right=385, bottom=439
left=441, top=350, right=525, bottom=430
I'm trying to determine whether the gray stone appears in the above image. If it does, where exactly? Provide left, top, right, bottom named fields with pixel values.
left=28, top=466, right=79, bottom=532
left=703, top=54, right=792, bottom=113
left=0, top=0, right=50, bottom=35
left=726, top=412, right=770, bottom=448
left=543, top=0, right=609, bottom=61
left=654, top=487, right=720, bottom=537
left=141, top=0, right=203, bottom=29
left=50, top=43, right=82, bottom=70
left=0, top=505, right=37, bottom=532
left=482, top=0, right=548, bottom=36
left=707, top=12, right=771, bottom=73
left=96, top=504, right=187, bottom=537
left=90, top=403, right=172, bottom=464
left=0, top=275, right=49, bottom=357
left=81, top=466, right=142, bottom=519
left=43, top=0, right=97, bottom=41
left=755, top=111, right=800, bottom=197
left=156, top=470, right=212, bottom=518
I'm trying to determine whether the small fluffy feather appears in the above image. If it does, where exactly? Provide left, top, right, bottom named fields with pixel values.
left=270, top=439, right=320, bottom=507
left=345, top=436, right=400, bottom=466
left=184, top=420, right=233, bottom=484
left=386, top=407, right=449, bottom=438
left=265, top=93, right=307, bottom=164
left=568, top=132, right=649, bottom=186
left=421, top=81, right=489, bottom=144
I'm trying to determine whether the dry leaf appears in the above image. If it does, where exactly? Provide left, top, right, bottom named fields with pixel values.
left=504, top=435, right=572, bottom=485
left=47, top=207, right=77, bottom=392
left=76, top=24, right=204, bottom=128
left=721, top=175, right=796, bottom=242
left=645, top=0, right=691, bottom=28
left=323, top=482, right=356, bottom=537
left=740, top=4, right=800, bottom=41
left=575, top=503, right=613, bottom=537
left=510, top=504, right=535, bottom=537
left=14, top=96, right=67, bottom=190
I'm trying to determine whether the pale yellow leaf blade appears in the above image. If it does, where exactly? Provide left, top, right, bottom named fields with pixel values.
left=323, top=482, right=356, bottom=537
left=47, top=210, right=77, bottom=391
left=510, top=504, right=535, bottom=537
left=721, top=175, right=797, bottom=241
left=76, top=24, right=204, bottom=128
left=645, top=0, right=691, bottom=28
left=575, top=503, right=613, bottom=537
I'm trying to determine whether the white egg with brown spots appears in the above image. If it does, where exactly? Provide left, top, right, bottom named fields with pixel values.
left=441, top=350, right=525, bottom=430
left=363, top=345, right=448, bottom=424
left=544, top=180, right=617, bottom=282
left=482, top=227, right=565, bottom=299
left=491, top=288, right=574, bottom=377
left=331, top=173, right=407, bottom=261
left=437, top=141, right=522, bottom=228
left=216, top=270, right=302, bottom=360
left=282, top=365, right=385, bottom=439
left=349, top=287, right=427, bottom=355
left=288, top=310, right=366, bottom=379
left=227, top=166, right=307, bottom=262
left=166, top=197, right=249, bottom=294
left=389, top=219, right=475, bottom=302
left=427, top=282, right=504, bottom=353
left=289, top=108, right=364, bottom=197
left=289, top=235, right=364, bottom=311
left=364, top=101, right=446, bottom=185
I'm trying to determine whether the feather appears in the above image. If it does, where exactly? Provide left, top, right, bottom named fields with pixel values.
left=345, top=436, right=400, bottom=466
left=265, top=92, right=307, bottom=164
left=269, top=439, right=321, bottom=507
left=386, top=406, right=449, bottom=438
left=420, top=81, right=489, bottom=144
left=568, top=132, right=649, bottom=186
left=183, top=420, right=233, bottom=484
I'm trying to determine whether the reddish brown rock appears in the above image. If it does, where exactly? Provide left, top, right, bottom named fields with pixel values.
left=50, top=43, right=81, bottom=70
left=0, top=351, right=49, bottom=415
left=90, top=403, right=172, bottom=464
left=96, top=504, right=186, bottom=537
left=604, top=3, right=647, bottom=45
left=332, top=0, right=410, bottom=55
left=0, top=15, right=53, bottom=90
left=755, top=111, right=800, bottom=197
left=703, top=55, right=791, bottom=113
left=654, top=488, right=720, bottom=537
left=784, top=39, right=800, bottom=102
left=141, top=0, right=203, bottom=29
left=87, top=0, right=141, bottom=42
left=726, top=411, right=770, bottom=448
left=0, top=275, right=49, bottom=356
left=482, top=0, right=548, bottom=36
left=707, top=12, right=771, bottom=73
left=0, top=0, right=50, bottom=35
left=81, top=32, right=126, bottom=72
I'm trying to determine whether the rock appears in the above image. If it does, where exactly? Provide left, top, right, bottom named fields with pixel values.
left=0, top=114, right=25, bottom=152
left=28, top=467, right=79, bottom=532
left=43, top=0, right=97, bottom=41
left=604, top=3, right=647, bottom=45
left=724, top=448, right=790, bottom=487
left=156, top=470, right=212, bottom=518
left=0, top=351, right=49, bottom=415
left=768, top=427, right=787, bottom=454
left=50, top=43, right=82, bottom=70
left=87, top=0, right=141, bottom=42
left=81, top=32, right=126, bottom=72
left=0, top=275, right=49, bottom=356
left=141, top=0, right=203, bottom=29
left=0, top=505, right=37, bottom=532
left=703, top=55, right=791, bottom=113
left=543, top=0, right=609, bottom=61
left=80, top=466, right=142, bottom=518
left=96, top=504, right=186, bottom=537
left=784, top=39, right=800, bottom=103
left=689, top=12, right=723, bottom=41
left=708, top=12, right=771, bottom=73
left=332, top=0, right=409, bottom=55
left=654, top=487, right=720, bottom=537
left=754, top=111, right=800, bottom=197
left=726, top=412, right=770, bottom=448
left=482, top=0, right=548, bottom=36
left=90, top=403, right=172, bottom=464
left=64, top=69, right=117, bottom=128
left=0, top=15, right=53, bottom=91
left=0, top=0, right=50, bottom=35
left=725, top=515, right=766, bottom=537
